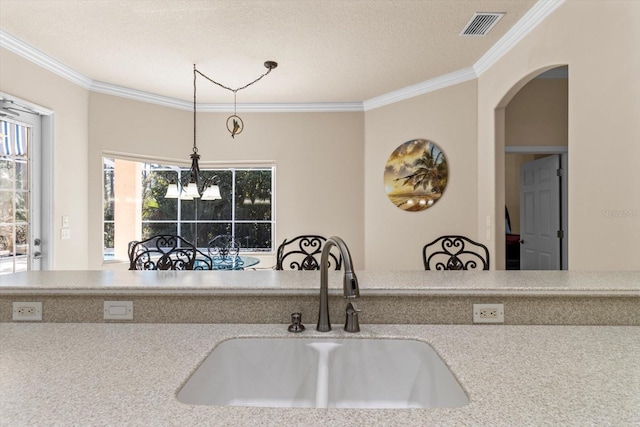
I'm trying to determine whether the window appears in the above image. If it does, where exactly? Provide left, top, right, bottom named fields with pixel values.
left=103, top=157, right=274, bottom=261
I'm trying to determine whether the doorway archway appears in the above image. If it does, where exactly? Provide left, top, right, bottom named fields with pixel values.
left=493, top=65, right=568, bottom=270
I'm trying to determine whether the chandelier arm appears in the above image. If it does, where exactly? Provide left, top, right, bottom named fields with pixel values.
left=201, top=173, right=220, bottom=187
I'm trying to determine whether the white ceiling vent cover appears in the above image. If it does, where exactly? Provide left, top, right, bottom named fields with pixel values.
left=461, top=12, right=505, bottom=36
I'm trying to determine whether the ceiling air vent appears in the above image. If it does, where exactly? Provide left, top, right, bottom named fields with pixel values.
left=461, top=12, right=505, bottom=36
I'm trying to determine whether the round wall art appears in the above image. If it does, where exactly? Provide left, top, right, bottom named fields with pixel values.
left=384, top=139, right=448, bottom=212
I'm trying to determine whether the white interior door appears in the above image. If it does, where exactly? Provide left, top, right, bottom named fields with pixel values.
left=519, top=155, right=561, bottom=270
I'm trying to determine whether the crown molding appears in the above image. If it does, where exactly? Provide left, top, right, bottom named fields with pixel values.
left=196, top=102, right=364, bottom=113
left=363, top=0, right=565, bottom=110
left=1, top=28, right=363, bottom=113
left=91, top=80, right=363, bottom=112
left=0, top=29, right=92, bottom=89
left=473, top=0, right=565, bottom=76
left=90, top=80, right=191, bottom=110
left=1, top=0, right=564, bottom=112
left=362, top=67, right=477, bottom=111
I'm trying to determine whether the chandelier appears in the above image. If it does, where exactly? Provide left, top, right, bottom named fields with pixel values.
left=165, top=61, right=278, bottom=200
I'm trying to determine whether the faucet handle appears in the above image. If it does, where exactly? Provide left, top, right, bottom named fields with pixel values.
left=288, top=312, right=305, bottom=333
left=344, top=302, right=361, bottom=333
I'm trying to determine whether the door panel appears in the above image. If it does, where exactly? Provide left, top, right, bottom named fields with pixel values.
left=519, top=155, right=560, bottom=270
left=523, top=192, right=535, bottom=234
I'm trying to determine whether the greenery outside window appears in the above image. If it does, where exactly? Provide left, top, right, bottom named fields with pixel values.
left=103, top=157, right=274, bottom=261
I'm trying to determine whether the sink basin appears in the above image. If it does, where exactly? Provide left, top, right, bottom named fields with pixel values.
left=177, top=338, right=468, bottom=409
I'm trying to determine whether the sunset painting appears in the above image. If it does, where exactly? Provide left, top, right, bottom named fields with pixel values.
left=384, top=139, right=448, bottom=212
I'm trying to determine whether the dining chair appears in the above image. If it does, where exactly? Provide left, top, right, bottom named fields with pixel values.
left=128, top=234, right=197, bottom=270
left=275, top=235, right=342, bottom=270
left=193, top=248, right=213, bottom=270
left=422, top=235, right=490, bottom=270
left=207, top=234, right=242, bottom=270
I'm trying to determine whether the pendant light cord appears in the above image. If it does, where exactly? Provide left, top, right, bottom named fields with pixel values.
left=194, top=65, right=275, bottom=94
left=174, top=61, right=276, bottom=197
left=194, top=62, right=276, bottom=116
left=193, top=64, right=198, bottom=155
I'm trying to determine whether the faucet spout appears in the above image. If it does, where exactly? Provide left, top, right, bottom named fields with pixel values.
left=317, top=236, right=359, bottom=332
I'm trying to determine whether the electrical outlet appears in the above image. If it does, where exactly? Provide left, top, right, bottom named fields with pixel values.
left=12, top=302, right=43, bottom=321
left=473, top=303, right=504, bottom=323
left=104, top=301, right=133, bottom=320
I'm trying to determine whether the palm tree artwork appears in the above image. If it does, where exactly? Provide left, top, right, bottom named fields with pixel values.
left=384, top=139, right=448, bottom=212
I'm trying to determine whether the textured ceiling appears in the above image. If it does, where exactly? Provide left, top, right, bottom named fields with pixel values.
left=0, top=0, right=538, bottom=104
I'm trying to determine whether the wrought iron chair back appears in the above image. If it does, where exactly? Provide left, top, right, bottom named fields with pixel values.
left=207, top=234, right=242, bottom=270
left=422, top=235, right=490, bottom=270
left=193, top=248, right=213, bottom=270
left=276, top=235, right=342, bottom=270
left=128, top=234, right=197, bottom=270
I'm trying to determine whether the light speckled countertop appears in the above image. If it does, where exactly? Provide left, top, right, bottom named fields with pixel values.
left=1, top=323, right=638, bottom=426
left=1, top=270, right=639, bottom=296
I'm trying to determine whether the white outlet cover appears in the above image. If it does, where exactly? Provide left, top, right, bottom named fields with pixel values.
left=104, top=301, right=133, bottom=320
left=473, top=303, right=504, bottom=323
left=61, top=228, right=71, bottom=240
left=12, top=302, right=43, bottom=321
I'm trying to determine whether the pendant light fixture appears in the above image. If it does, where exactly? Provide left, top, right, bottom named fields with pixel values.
left=197, top=60, right=278, bottom=138
left=165, top=60, right=277, bottom=200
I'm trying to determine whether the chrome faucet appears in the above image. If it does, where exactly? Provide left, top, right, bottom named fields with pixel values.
left=317, top=236, right=360, bottom=332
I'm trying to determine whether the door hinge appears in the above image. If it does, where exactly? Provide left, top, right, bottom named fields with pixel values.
left=556, top=168, right=564, bottom=177
left=557, top=230, right=565, bottom=239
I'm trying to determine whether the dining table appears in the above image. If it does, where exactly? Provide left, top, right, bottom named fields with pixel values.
left=208, top=255, right=260, bottom=270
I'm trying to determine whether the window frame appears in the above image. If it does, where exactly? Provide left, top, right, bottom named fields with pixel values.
left=102, top=153, right=276, bottom=262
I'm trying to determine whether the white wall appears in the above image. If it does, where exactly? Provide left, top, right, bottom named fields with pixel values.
left=88, top=93, right=365, bottom=269
left=364, top=80, right=478, bottom=270
left=505, top=78, right=568, bottom=147
left=0, top=48, right=89, bottom=269
left=478, top=0, right=640, bottom=270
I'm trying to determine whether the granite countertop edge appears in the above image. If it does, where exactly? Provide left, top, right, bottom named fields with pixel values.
left=1, top=322, right=639, bottom=426
left=1, top=270, right=639, bottom=297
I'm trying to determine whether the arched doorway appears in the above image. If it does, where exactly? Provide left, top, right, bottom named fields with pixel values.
left=494, top=65, right=568, bottom=270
